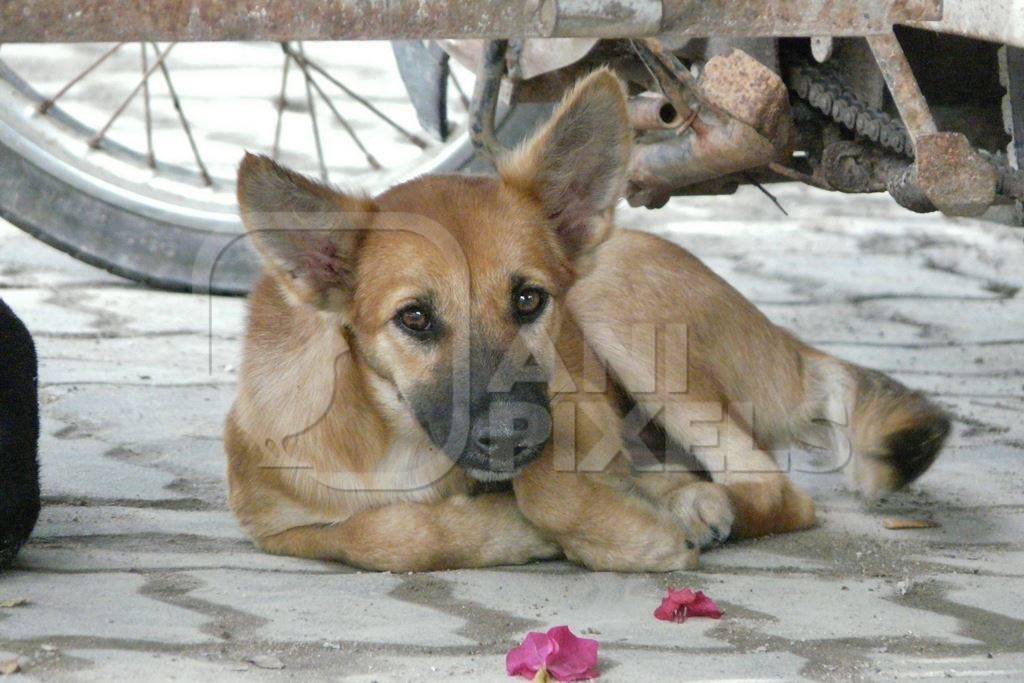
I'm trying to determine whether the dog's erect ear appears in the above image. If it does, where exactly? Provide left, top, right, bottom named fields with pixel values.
left=237, top=153, right=377, bottom=308
left=499, top=68, right=632, bottom=258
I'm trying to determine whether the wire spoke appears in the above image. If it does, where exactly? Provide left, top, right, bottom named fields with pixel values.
left=304, top=67, right=381, bottom=171
left=39, top=42, right=124, bottom=114
left=297, top=43, right=328, bottom=182
left=272, top=45, right=291, bottom=160
left=140, top=43, right=155, bottom=168
left=150, top=42, right=213, bottom=186
left=448, top=69, right=470, bottom=112
left=282, top=43, right=427, bottom=149
left=88, top=43, right=176, bottom=149
left=23, top=40, right=452, bottom=193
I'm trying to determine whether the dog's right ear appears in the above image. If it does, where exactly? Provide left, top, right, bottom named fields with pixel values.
left=237, top=153, right=377, bottom=309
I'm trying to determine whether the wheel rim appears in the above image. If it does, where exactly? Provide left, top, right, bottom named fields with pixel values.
left=0, top=41, right=479, bottom=233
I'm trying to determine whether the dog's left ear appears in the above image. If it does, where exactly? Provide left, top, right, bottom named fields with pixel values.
left=499, top=68, right=632, bottom=259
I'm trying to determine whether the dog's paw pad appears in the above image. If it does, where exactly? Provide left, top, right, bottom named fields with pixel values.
left=666, top=482, right=735, bottom=550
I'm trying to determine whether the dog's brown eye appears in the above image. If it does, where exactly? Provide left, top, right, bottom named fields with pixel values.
left=397, top=306, right=432, bottom=334
left=513, top=287, right=547, bottom=322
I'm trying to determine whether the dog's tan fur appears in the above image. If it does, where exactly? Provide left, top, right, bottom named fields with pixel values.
left=225, top=70, right=950, bottom=572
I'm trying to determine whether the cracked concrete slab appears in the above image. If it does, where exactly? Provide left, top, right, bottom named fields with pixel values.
left=1, top=176, right=1022, bottom=681
left=445, top=570, right=726, bottom=650
left=0, top=572, right=209, bottom=644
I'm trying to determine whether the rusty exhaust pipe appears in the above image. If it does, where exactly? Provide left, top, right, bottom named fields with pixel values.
left=628, top=49, right=793, bottom=208
left=629, top=115, right=778, bottom=206
left=627, top=93, right=684, bottom=130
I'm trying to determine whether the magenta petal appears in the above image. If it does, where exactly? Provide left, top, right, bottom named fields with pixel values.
left=688, top=591, right=723, bottom=619
left=654, top=588, right=722, bottom=623
left=545, top=626, right=599, bottom=681
left=666, top=588, right=697, bottom=607
left=507, top=631, right=555, bottom=679
left=654, top=588, right=696, bottom=622
left=653, top=596, right=681, bottom=622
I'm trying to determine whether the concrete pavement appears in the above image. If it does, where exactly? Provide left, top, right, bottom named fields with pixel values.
left=1, top=184, right=1022, bottom=681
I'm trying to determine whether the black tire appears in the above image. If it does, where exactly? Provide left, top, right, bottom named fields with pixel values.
left=0, top=145, right=261, bottom=295
left=0, top=63, right=549, bottom=296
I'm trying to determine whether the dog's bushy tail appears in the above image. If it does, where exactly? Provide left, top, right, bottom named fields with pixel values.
left=800, top=354, right=951, bottom=498
left=0, top=299, right=40, bottom=568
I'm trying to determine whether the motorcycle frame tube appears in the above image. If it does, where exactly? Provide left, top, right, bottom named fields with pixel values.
left=1, top=0, right=940, bottom=43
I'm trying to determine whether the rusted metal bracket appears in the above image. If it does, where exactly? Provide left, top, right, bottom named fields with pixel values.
left=868, top=32, right=998, bottom=216
left=866, top=33, right=936, bottom=142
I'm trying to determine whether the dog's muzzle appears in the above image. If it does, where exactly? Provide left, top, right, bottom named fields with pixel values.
left=416, top=389, right=552, bottom=481
left=459, top=445, right=546, bottom=482
left=411, top=345, right=553, bottom=480
left=458, top=398, right=551, bottom=480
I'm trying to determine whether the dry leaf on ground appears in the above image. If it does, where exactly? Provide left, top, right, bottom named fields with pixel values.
left=883, top=518, right=939, bottom=530
left=0, top=599, right=30, bottom=608
left=245, top=654, right=285, bottom=670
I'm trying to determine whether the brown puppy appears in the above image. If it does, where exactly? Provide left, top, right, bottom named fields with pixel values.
left=225, top=70, right=950, bottom=572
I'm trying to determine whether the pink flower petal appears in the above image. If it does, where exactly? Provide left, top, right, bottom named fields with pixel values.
left=507, top=631, right=556, bottom=679
left=688, top=591, right=723, bottom=619
left=654, top=588, right=695, bottom=622
left=654, top=588, right=723, bottom=623
left=668, top=588, right=697, bottom=608
left=507, top=627, right=599, bottom=681
left=653, top=599, right=679, bottom=622
left=546, top=626, right=599, bottom=681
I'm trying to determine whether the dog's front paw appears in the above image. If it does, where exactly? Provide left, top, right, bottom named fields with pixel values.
left=561, top=529, right=699, bottom=572
left=528, top=537, right=564, bottom=562
left=665, top=482, right=735, bottom=550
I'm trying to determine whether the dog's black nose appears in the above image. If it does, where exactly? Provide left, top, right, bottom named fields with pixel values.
left=471, top=415, right=530, bottom=454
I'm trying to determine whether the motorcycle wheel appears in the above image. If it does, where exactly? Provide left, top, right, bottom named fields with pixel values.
left=0, top=42, right=546, bottom=295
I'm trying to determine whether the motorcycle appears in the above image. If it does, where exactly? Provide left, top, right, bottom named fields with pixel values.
left=0, top=0, right=1020, bottom=293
